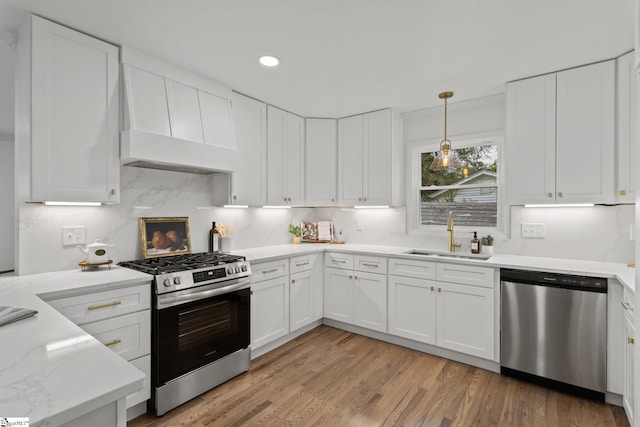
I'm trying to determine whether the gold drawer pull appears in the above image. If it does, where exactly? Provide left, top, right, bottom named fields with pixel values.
left=629, top=337, right=635, bottom=345
left=263, top=268, right=278, bottom=274
left=291, top=279, right=296, bottom=284
left=362, top=262, right=379, bottom=267
left=430, top=286, right=434, bottom=291
left=620, top=190, right=626, bottom=196
left=558, top=192, right=563, bottom=198
left=296, top=261, right=309, bottom=267
left=105, top=338, right=121, bottom=347
left=88, top=300, right=122, bottom=311
left=438, top=288, right=442, bottom=292
left=332, top=259, right=347, bottom=264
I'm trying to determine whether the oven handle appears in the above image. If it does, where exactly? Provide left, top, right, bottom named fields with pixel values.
left=157, top=278, right=251, bottom=309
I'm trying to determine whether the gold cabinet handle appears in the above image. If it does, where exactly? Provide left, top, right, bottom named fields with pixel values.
left=348, top=275, right=353, bottom=279
left=250, top=290, right=254, bottom=295
left=262, top=268, right=278, bottom=274
left=233, top=195, right=237, bottom=200
left=363, top=197, right=367, bottom=202
left=111, top=188, right=117, bottom=195
left=105, top=338, right=121, bottom=347
left=291, top=279, right=296, bottom=284
left=331, top=198, right=335, bottom=202
left=332, top=259, right=347, bottom=264
left=548, top=193, right=553, bottom=198
left=438, top=288, right=442, bottom=292
left=88, top=301, right=122, bottom=311
left=354, top=275, right=358, bottom=280
left=362, top=262, right=379, bottom=267
left=430, top=286, right=434, bottom=291
left=558, top=192, right=563, bottom=197
left=629, top=337, right=635, bottom=345
left=620, top=190, right=626, bottom=196
left=358, top=197, right=362, bottom=202
left=296, top=261, right=309, bottom=267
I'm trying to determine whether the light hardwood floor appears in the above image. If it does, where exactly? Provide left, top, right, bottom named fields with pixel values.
left=129, top=325, right=629, bottom=426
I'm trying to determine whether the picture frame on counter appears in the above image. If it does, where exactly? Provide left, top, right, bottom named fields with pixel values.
left=139, top=217, right=191, bottom=258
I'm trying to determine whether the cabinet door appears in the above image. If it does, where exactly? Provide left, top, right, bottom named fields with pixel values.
left=305, top=118, right=337, bottom=205
left=230, top=92, right=267, bottom=205
left=290, top=270, right=312, bottom=331
left=338, top=114, right=364, bottom=205
left=363, top=109, right=392, bottom=205
left=388, top=275, right=436, bottom=344
left=324, top=267, right=354, bottom=323
left=251, top=275, right=290, bottom=349
left=267, top=105, right=286, bottom=205
left=436, top=283, right=494, bottom=360
left=165, top=79, right=204, bottom=143
left=285, top=112, right=305, bottom=205
left=505, top=74, right=556, bottom=204
left=354, top=271, right=387, bottom=333
left=30, top=15, right=119, bottom=203
left=623, top=313, right=635, bottom=422
left=616, top=52, right=637, bottom=203
left=556, top=60, right=615, bottom=204
left=199, top=90, right=235, bottom=150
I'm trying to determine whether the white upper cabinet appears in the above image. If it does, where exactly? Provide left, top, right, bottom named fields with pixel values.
left=267, top=106, right=305, bottom=205
left=616, top=51, right=637, bottom=203
left=305, top=118, right=337, bottom=206
left=15, top=15, right=119, bottom=203
left=338, top=109, right=401, bottom=206
left=223, top=92, right=267, bottom=206
left=506, top=60, right=615, bottom=205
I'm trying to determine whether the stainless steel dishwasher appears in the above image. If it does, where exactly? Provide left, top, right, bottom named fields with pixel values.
left=500, top=268, right=607, bottom=401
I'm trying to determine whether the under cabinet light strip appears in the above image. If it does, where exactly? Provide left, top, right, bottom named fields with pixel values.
left=43, top=201, right=102, bottom=206
left=223, top=205, right=249, bottom=208
left=353, top=205, right=390, bottom=209
left=523, top=204, right=594, bottom=208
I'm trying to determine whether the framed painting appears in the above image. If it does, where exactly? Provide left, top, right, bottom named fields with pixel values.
left=139, top=217, right=191, bottom=258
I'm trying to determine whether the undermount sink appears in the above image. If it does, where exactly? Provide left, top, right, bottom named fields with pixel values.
left=404, top=249, right=492, bottom=260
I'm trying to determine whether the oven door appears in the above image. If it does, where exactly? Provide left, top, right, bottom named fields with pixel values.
left=154, top=278, right=250, bottom=385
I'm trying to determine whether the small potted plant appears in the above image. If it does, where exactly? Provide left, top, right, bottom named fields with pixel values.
left=481, top=235, right=494, bottom=255
left=289, top=224, right=302, bottom=244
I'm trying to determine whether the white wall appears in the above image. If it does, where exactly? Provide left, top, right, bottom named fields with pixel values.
left=0, top=137, right=14, bottom=272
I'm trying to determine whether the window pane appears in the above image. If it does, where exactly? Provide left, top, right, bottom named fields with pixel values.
left=420, top=144, right=498, bottom=227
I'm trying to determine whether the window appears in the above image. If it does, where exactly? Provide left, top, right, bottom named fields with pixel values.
left=408, top=134, right=504, bottom=234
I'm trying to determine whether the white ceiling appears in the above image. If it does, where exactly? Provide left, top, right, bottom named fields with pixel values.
left=0, top=0, right=634, bottom=137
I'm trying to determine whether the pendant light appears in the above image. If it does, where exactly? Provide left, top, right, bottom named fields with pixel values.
left=429, top=91, right=465, bottom=173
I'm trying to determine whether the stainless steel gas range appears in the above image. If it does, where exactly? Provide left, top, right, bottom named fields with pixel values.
left=119, top=252, right=252, bottom=416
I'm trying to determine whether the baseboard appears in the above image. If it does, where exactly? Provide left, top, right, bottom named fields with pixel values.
left=251, top=320, right=323, bottom=359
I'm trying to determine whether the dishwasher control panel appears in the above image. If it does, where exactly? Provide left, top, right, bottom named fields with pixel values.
left=501, top=269, right=607, bottom=292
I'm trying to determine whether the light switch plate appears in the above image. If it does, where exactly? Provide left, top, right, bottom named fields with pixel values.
left=62, top=226, right=86, bottom=246
left=521, top=223, right=545, bottom=239
left=356, top=219, right=364, bottom=231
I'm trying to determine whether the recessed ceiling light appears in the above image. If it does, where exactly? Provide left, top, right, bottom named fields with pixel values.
left=259, top=55, right=280, bottom=67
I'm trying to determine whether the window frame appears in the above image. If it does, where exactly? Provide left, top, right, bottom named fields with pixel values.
left=407, top=131, right=508, bottom=238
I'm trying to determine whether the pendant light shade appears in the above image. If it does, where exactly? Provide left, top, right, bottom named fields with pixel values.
left=429, top=91, right=465, bottom=172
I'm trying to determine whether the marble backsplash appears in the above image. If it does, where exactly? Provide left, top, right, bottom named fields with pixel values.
left=15, top=167, right=636, bottom=275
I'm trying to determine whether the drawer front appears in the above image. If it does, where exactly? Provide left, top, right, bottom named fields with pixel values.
left=324, top=253, right=354, bottom=270
left=82, top=310, right=151, bottom=362
left=47, top=284, right=151, bottom=325
left=127, top=354, right=151, bottom=408
left=354, top=255, right=387, bottom=274
left=436, top=263, right=495, bottom=288
left=251, top=259, right=290, bottom=282
left=290, top=254, right=319, bottom=274
left=388, top=258, right=437, bottom=280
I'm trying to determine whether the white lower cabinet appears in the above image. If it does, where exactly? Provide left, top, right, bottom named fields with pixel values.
left=250, top=260, right=290, bottom=350
left=622, top=288, right=635, bottom=423
left=435, top=282, right=494, bottom=359
left=388, top=275, right=436, bottom=344
left=388, top=258, right=495, bottom=360
left=324, top=253, right=387, bottom=333
left=289, top=254, right=323, bottom=332
left=44, top=282, right=152, bottom=413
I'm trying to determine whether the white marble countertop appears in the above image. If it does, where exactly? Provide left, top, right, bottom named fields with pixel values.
left=233, top=243, right=635, bottom=293
left=0, top=266, right=152, bottom=426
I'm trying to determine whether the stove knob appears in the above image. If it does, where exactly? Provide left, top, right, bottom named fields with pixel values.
left=163, top=278, right=172, bottom=287
left=226, top=266, right=233, bottom=275
left=242, top=264, right=248, bottom=272
left=174, top=277, right=182, bottom=285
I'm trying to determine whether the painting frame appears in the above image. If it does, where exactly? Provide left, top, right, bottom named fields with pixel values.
left=139, top=217, right=191, bottom=258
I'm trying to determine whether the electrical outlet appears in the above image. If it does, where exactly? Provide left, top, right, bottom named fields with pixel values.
left=62, top=226, right=86, bottom=246
left=356, top=219, right=364, bottom=231
left=521, top=223, right=545, bottom=239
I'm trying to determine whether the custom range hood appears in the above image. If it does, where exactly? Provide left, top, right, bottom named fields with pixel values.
left=120, top=47, right=238, bottom=174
